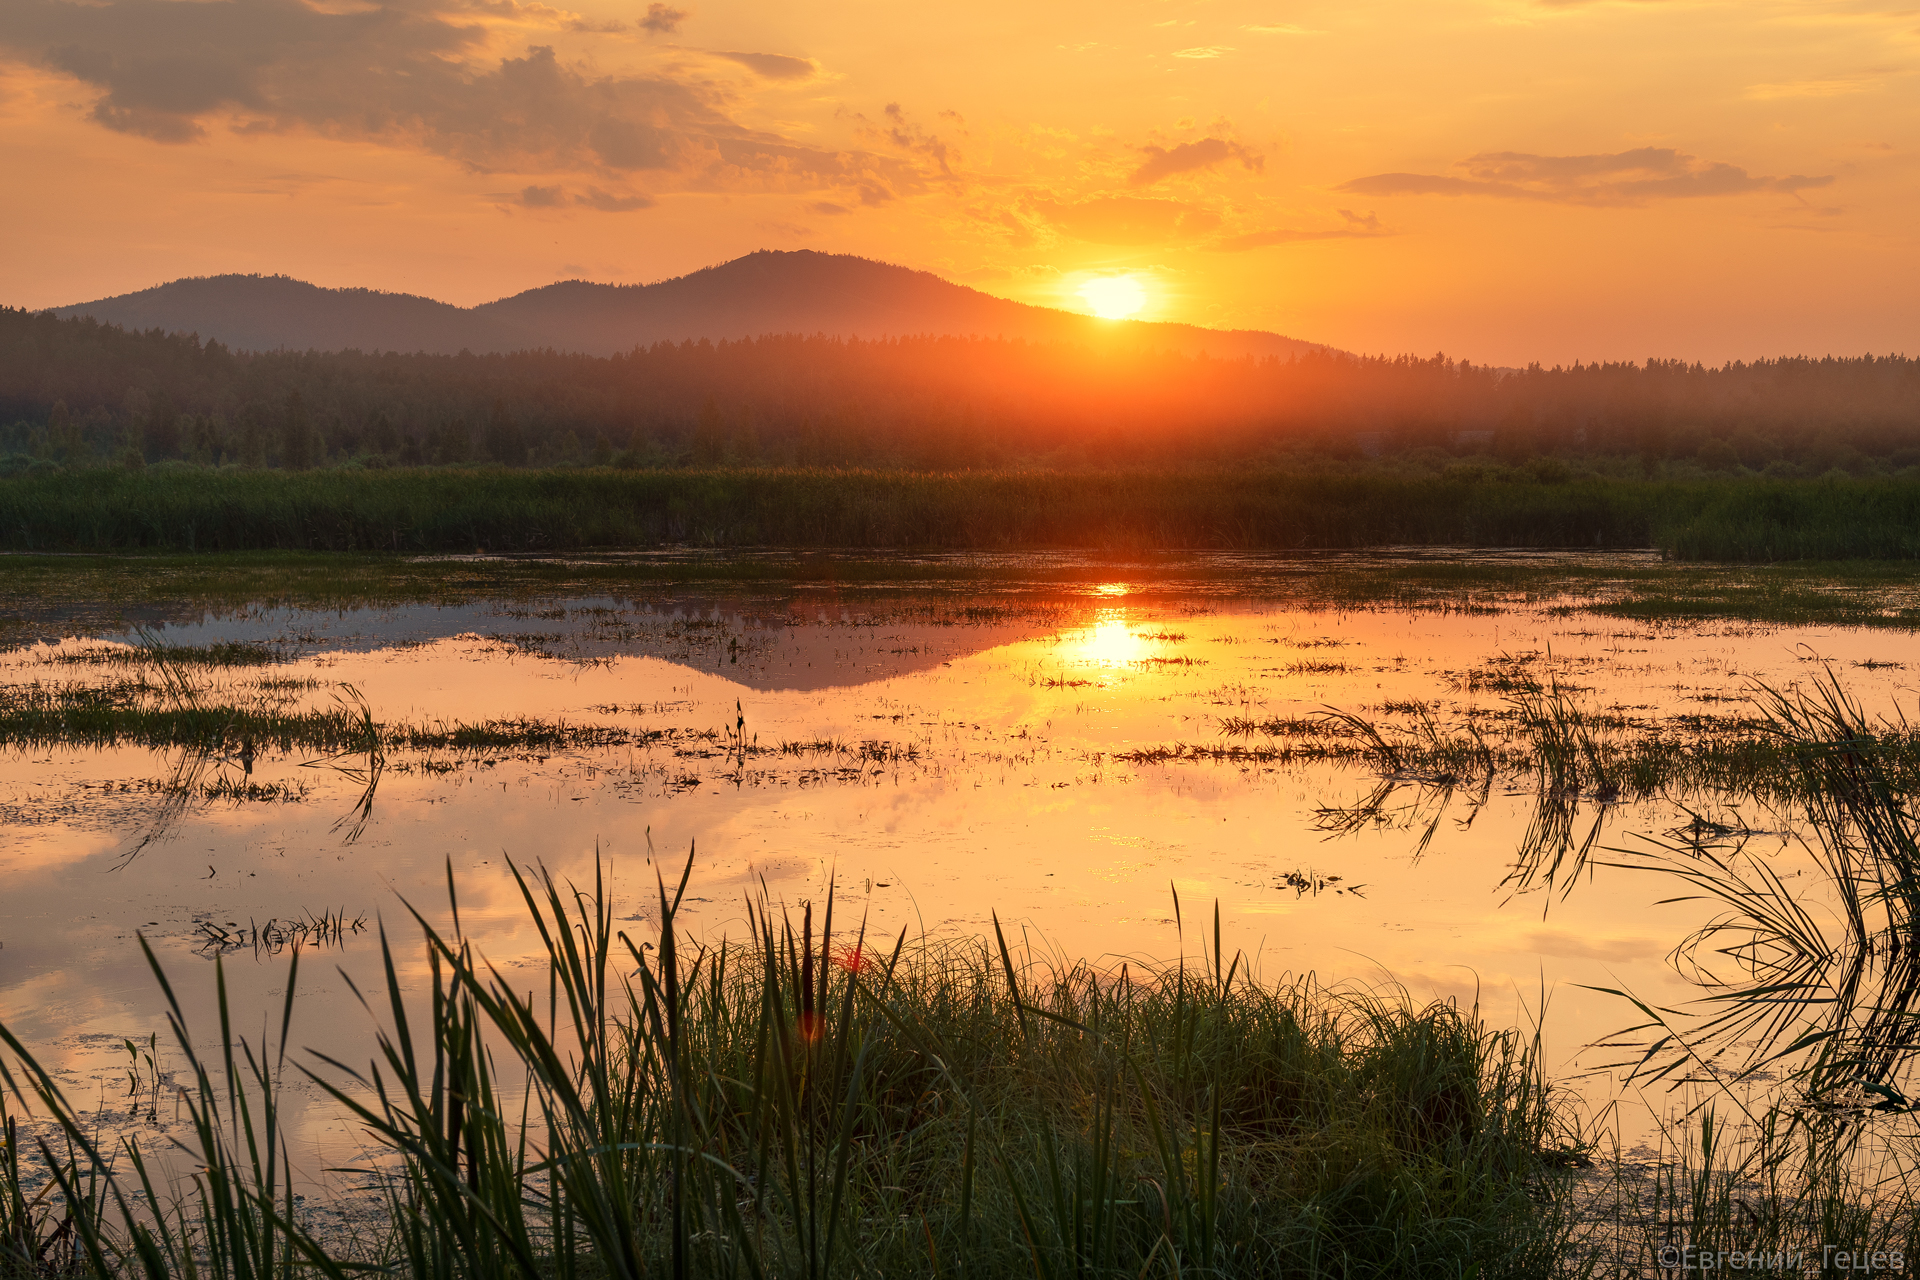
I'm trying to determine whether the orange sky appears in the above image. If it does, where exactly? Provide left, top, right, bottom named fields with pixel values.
left=1, top=0, right=1915, bottom=363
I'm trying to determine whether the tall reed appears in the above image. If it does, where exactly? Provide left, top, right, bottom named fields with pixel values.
left=0, top=851, right=1584, bottom=1278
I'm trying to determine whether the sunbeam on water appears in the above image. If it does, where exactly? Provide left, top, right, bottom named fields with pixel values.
left=6, top=550, right=1920, bottom=1270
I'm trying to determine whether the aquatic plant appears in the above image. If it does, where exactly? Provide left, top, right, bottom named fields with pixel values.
left=0, top=853, right=1585, bottom=1278
left=1, top=465, right=1917, bottom=560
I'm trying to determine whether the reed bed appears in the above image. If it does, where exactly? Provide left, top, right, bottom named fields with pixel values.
left=0, top=679, right=662, bottom=756
left=1214, top=684, right=1920, bottom=804
left=2, top=466, right=1916, bottom=560
left=0, top=855, right=1584, bottom=1278
left=1554, top=674, right=1920, bottom=1275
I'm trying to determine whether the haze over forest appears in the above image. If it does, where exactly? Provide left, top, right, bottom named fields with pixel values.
left=49, top=251, right=1323, bottom=362
left=4, top=245, right=1918, bottom=475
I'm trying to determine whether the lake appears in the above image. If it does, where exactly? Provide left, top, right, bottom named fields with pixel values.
left=3, top=549, right=1916, bottom=1215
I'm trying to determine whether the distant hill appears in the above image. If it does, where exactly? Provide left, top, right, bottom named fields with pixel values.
left=51, top=275, right=535, bottom=357
left=52, top=251, right=1325, bottom=360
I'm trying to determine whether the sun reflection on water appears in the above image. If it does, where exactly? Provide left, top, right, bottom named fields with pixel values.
left=1071, top=612, right=1149, bottom=668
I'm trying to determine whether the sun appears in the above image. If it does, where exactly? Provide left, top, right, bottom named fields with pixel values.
left=1078, top=275, right=1147, bottom=320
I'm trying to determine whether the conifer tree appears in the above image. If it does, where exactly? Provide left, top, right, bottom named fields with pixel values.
left=237, top=402, right=269, bottom=467
left=144, top=392, right=180, bottom=460
left=484, top=398, right=523, bottom=465
left=281, top=390, right=314, bottom=470
left=371, top=412, right=399, bottom=455
left=46, top=401, right=85, bottom=463
left=691, top=396, right=725, bottom=465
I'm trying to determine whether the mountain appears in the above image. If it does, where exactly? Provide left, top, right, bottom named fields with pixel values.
left=51, top=274, right=534, bottom=356
left=52, top=250, right=1325, bottom=360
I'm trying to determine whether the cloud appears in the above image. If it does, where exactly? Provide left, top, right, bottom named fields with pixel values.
left=851, top=102, right=957, bottom=178
left=519, top=183, right=564, bottom=206
left=1338, top=147, right=1832, bottom=205
left=808, top=200, right=850, bottom=215
left=1745, top=77, right=1872, bottom=100
left=1032, top=195, right=1220, bottom=245
left=1130, top=136, right=1262, bottom=186
left=0, top=0, right=918, bottom=197
left=1172, top=46, right=1233, bottom=58
left=1214, top=208, right=1387, bottom=251
left=639, top=3, right=686, bottom=34
left=1243, top=23, right=1319, bottom=34
left=575, top=185, right=652, bottom=211
left=713, top=51, right=814, bottom=80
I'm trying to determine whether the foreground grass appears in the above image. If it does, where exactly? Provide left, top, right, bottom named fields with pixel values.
left=0, top=858, right=1582, bottom=1278
left=3, top=465, right=1920, bottom=560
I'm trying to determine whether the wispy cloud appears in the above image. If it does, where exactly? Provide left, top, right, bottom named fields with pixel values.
left=1172, top=46, right=1233, bottom=59
left=1215, top=209, right=1386, bottom=251
left=1031, top=195, right=1220, bottom=245
left=1339, top=147, right=1831, bottom=205
left=713, top=50, right=814, bottom=80
left=639, top=3, right=686, bottom=35
left=1744, top=76, right=1875, bottom=100
left=576, top=185, right=653, bottom=211
left=1130, top=137, right=1261, bottom=186
left=504, top=183, right=653, bottom=211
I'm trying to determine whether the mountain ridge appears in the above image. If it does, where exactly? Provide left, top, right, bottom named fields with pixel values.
left=50, top=250, right=1327, bottom=361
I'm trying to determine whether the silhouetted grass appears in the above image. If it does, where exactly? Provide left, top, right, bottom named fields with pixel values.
left=0, top=681, right=675, bottom=755
left=1, top=465, right=1916, bottom=559
left=0, top=856, right=1587, bottom=1278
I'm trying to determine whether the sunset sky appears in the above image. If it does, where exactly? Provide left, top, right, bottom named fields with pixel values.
left=1, top=0, right=1914, bottom=363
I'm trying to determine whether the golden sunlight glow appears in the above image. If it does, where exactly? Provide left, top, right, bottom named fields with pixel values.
left=1074, top=615, right=1148, bottom=669
left=1077, top=276, right=1146, bottom=321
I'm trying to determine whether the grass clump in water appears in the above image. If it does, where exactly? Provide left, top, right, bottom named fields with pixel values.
left=0, top=856, right=1587, bottom=1278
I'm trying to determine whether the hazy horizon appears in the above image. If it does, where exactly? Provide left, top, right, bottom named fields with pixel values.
left=32, top=253, right=1916, bottom=369
left=3, top=1, right=1915, bottom=367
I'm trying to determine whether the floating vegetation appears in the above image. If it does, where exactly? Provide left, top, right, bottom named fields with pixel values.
left=1274, top=868, right=1367, bottom=898
left=191, top=909, right=368, bottom=958
left=1283, top=660, right=1353, bottom=675
left=0, top=685, right=381, bottom=753
left=41, top=640, right=289, bottom=668
left=198, top=776, right=307, bottom=803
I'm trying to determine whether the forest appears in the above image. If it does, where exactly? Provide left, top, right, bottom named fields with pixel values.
left=2, top=305, right=1920, bottom=476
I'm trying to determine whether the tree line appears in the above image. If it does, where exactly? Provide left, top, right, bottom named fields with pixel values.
left=2, top=306, right=1918, bottom=474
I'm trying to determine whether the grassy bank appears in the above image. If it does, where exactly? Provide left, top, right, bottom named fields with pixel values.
left=0, top=857, right=1582, bottom=1278
left=3, top=466, right=1919, bottom=559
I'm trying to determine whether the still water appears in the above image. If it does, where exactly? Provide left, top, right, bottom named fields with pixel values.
left=1, top=552, right=1912, bottom=1201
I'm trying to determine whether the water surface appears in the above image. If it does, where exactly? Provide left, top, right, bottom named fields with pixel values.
left=3, top=550, right=1913, bottom=1196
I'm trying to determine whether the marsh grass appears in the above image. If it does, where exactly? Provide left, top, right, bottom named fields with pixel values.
left=40, top=643, right=289, bottom=669
left=0, top=852, right=1587, bottom=1279
left=1587, top=672, right=1920, bottom=1103
left=1194, top=668, right=1920, bottom=908
left=0, top=467, right=1918, bottom=563
left=0, top=467, right=1671, bottom=555
left=1540, top=671, right=1920, bottom=1276
left=1574, top=1105, right=1920, bottom=1277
